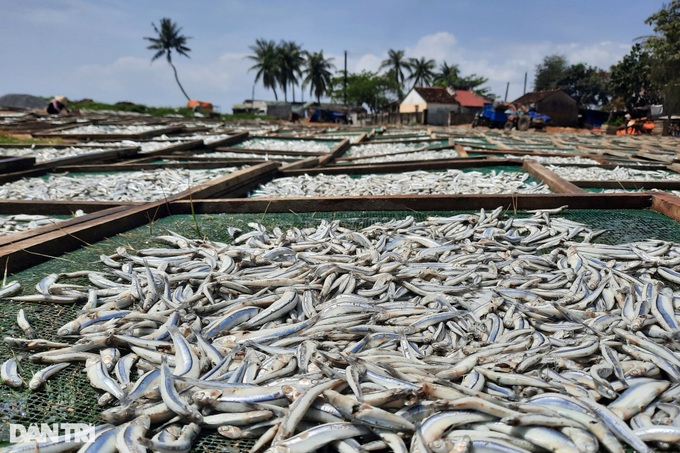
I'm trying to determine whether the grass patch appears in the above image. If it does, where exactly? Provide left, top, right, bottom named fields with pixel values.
left=0, top=133, right=62, bottom=145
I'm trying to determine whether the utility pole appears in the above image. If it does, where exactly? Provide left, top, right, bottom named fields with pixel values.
left=344, top=51, right=348, bottom=106
left=523, top=72, right=527, bottom=95
left=504, top=82, right=509, bottom=102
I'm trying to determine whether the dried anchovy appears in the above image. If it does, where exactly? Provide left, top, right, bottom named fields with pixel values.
left=235, top=139, right=334, bottom=152
left=251, top=170, right=550, bottom=197
left=0, top=168, right=240, bottom=202
left=548, top=165, right=680, bottom=181
left=3, top=208, right=680, bottom=452
left=0, top=146, right=120, bottom=163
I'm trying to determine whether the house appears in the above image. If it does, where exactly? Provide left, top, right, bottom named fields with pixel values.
left=512, top=90, right=578, bottom=127
left=399, top=87, right=488, bottom=125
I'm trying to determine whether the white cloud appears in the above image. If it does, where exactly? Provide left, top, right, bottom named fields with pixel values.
left=406, top=32, right=461, bottom=62
left=353, top=53, right=382, bottom=73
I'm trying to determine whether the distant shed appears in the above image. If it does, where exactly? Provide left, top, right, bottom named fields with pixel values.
left=513, top=90, right=578, bottom=127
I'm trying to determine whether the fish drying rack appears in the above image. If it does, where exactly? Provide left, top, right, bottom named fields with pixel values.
left=2, top=111, right=680, bottom=451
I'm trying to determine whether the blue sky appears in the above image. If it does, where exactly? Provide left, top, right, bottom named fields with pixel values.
left=1, top=1, right=666, bottom=113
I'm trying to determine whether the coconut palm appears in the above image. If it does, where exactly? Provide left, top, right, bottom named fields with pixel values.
left=434, top=61, right=461, bottom=87
left=407, top=57, right=436, bottom=89
left=379, top=49, right=411, bottom=97
left=278, top=41, right=305, bottom=102
left=247, top=38, right=281, bottom=101
left=302, top=51, right=335, bottom=104
left=144, top=18, right=192, bottom=101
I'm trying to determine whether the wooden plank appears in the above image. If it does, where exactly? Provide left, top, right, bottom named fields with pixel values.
left=35, top=146, right=139, bottom=170
left=0, top=200, right=134, bottom=215
left=0, top=165, right=269, bottom=273
left=318, top=139, right=351, bottom=166
left=32, top=125, right=183, bottom=140
left=136, top=139, right=206, bottom=157
left=633, top=151, right=675, bottom=164
left=0, top=204, right=132, bottom=248
left=202, top=132, right=249, bottom=149
left=364, top=137, right=443, bottom=145
left=213, top=147, right=327, bottom=157
left=185, top=162, right=280, bottom=199
left=669, top=163, right=680, bottom=175
left=285, top=158, right=523, bottom=176
left=0, top=204, right=173, bottom=274
left=0, top=167, right=49, bottom=184
left=334, top=144, right=436, bottom=163
left=0, top=156, right=35, bottom=173
left=454, top=144, right=469, bottom=158
left=279, top=156, right=320, bottom=171
left=651, top=192, right=680, bottom=222
left=56, top=161, right=259, bottom=172
left=170, top=193, right=652, bottom=214
left=522, top=160, right=586, bottom=194
left=572, top=180, right=680, bottom=190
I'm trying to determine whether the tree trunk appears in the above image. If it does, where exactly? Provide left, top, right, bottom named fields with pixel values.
left=169, top=61, right=191, bottom=101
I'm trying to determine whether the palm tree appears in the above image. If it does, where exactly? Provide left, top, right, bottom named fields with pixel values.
left=247, top=38, right=281, bottom=101
left=434, top=61, right=461, bottom=87
left=277, top=41, right=305, bottom=103
left=379, top=49, right=411, bottom=97
left=407, top=57, right=436, bottom=89
left=144, top=18, right=192, bottom=101
left=302, top=51, right=335, bottom=104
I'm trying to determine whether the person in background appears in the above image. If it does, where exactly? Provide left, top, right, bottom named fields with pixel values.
left=46, top=96, right=69, bottom=115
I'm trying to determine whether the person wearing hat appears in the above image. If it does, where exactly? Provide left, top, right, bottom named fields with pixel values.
left=46, top=96, right=69, bottom=115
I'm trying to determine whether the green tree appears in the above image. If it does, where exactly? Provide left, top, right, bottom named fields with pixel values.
left=247, top=38, right=281, bottom=101
left=455, top=74, right=493, bottom=99
left=379, top=49, right=411, bottom=98
left=644, top=1, right=680, bottom=114
left=329, top=71, right=399, bottom=112
left=144, top=18, right=192, bottom=101
left=278, top=40, right=305, bottom=103
left=433, top=61, right=461, bottom=87
left=534, top=54, right=610, bottom=107
left=560, top=64, right=610, bottom=107
left=610, top=44, right=662, bottom=112
left=302, top=51, right=335, bottom=104
left=534, top=55, right=569, bottom=91
left=407, top=57, right=436, bottom=89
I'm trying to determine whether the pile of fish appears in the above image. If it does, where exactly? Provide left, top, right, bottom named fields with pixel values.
left=319, top=135, right=364, bottom=144
left=157, top=134, right=232, bottom=146
left=502, top=155, right=601, bottom=165
left=192, top=151, right=301, bottom=162
left=251, top=170, right=550, bottom=198
left=547, top=165, right=680, bottom=181
left=343, top=143, right=459, bottom=164
left=235, top=139, right=334, bottom=153
left=61, top=125, right=164, bottom=135
left=0, top=168, right=238, bottom=202
left=3, top=207, right=680, bottom=452
left=0, top=147, right=119, bottom=164
left=114, top=140, right=194, bottom=154
left=0, top=211, right=85, bottom=237
left=346, top=149, right=460, bottom=164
